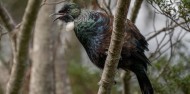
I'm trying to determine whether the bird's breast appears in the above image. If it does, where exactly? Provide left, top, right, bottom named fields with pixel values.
left=65, top=22, right=74, bottom=32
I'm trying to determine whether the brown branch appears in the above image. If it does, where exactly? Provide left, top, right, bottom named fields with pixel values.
left=130, top=0, right=143, bottom=23
left=154, top=31, right=185, bottom=80
left=0, top=2, right=16, bottom=32
left=149, top=33, right=170, bottom=60
left=97, top=0, right=130, bottom=94
left=147, top=21, right=186, bottom=41
left=150, top=30, right=186, bottom=62
left=6, top=0, right=42, bottom=94
left=102, top=0, right=113, bottom=16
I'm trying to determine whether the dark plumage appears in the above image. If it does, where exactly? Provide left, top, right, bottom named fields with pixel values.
left=55, top=3, right=153, bottom=94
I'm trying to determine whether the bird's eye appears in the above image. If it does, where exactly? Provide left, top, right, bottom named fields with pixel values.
left=66, top=9, right=70, bottom=12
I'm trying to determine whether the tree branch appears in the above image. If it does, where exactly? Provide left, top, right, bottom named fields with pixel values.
left=0, top=2, right=18, bottom=78
left=147, top=21, right=186, bottom=41
left=97, top=0, right=130, bottom=94
left=130, top=0, right=143, bottom=23
left=6, top=0, right=42, bottom=94
left=0, top=2, right=16, bottom=32
left=147, top=1, right=190, bottom=32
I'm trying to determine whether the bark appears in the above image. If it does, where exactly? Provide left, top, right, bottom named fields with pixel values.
left=130, top=0, right=143, bottom=23
left=54, top=36, right=72, bottom=94
left=54, top=45, right=68, bottom=94
left=122, top=0, right=143, bottom=94
left=6, top=0, right=42, bottom=94
left=53, top=15, right=84, bottom=93
left=121, top=71, right=131, bottom=94
left=21, top=66, right=31, bottom=94
left=97, top=0, right=130, bottom=94
left=29, top=0, right=57, bottom=94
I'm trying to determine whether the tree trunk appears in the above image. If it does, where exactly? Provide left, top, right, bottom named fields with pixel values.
left=29, top=0, right=57, bottom=94
left=54, top=36, right=72, bottom=94
left=54, top=23, right=73, bottom=94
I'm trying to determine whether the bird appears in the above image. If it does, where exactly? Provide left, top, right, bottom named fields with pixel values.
left=54, top=3, right=154, bottom=94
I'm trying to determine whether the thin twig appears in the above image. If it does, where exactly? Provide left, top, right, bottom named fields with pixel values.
left=155, top=31, right=186, bottom=80
left=150, top=30, right=187, bottom=62
left=102, top=0, right=113, bottom=15
left=147, top=1, right=190, bottom=32
left=149, top=20, right=175, bottom=61
left=147, top=21, right=186, bottom=41
left=95, top=0, right=111, bottom=15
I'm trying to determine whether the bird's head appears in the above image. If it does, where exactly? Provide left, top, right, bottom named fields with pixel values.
left=53, top=3, right=81, bottom=23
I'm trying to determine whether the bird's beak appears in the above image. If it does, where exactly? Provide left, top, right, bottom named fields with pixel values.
left=50, top=13, right=65, bottom=22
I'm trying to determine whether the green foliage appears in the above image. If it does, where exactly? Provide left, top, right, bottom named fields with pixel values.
left=147, top=0, right=190, bottom=31
left=145, top=2, right=190, bottom=93
left=68, top=61, right=99, bottom=94
left=150, top=53, right=190, bottom=94
left=67, top=61, right=119, bottom=94
left=148, top=0, right=190, bottom=21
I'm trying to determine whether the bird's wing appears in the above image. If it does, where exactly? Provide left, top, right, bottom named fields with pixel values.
left=98, top=16, right=150, bottom=68
left=125, top=19, right=149, bottom=52
left=97, top=14, right=149, bottom=55
left=77, top=11, right=150, bottom=68
left=122, top=20, right=150, bottom=69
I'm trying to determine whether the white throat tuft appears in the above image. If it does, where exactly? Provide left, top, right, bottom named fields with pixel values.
left=66, top=22, right=74, bottom=32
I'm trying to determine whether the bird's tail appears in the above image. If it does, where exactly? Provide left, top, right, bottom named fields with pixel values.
left=132, top=69, right=154, bottom=94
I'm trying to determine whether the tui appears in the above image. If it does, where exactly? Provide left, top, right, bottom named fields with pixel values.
left=54, top=3, right=153, bottom=94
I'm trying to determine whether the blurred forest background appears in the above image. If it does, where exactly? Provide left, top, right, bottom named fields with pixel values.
left=0, top=0, right=190, bottom=94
